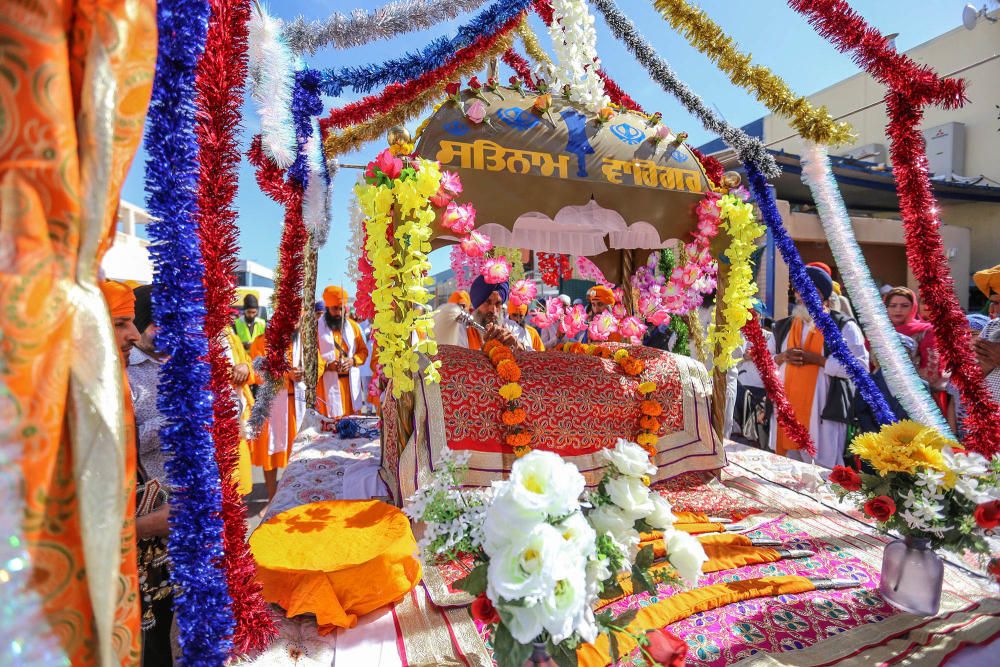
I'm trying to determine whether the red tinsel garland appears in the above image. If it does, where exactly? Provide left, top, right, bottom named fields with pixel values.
left=788, top=0, right=998, bottom=455
left=742, top=312, right=816, bottom=456
left=195, top=0, right=276, bottom=653
left=247, top=135, right=307, bottom=378
left=502, top=48, right=537, bottom=88
left=689, top=146, right=725, bottom=188
left=537, top=251, right=572, bottom=287
left=320, top=13, right=525, bottom=131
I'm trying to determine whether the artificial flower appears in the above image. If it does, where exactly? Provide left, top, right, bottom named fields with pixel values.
left=471, top=593, right=500, bottom=624
left=645, top=628, right=687, bottom=667
left=481, top=257, right=511, bottom=284
left=460, top=230, right=492, bottom=258
left=587, top=504, right=634, bottom=546
left=561, top=305, right=588, bottom=337
left=663, top=529, right=707, bottom=586
left=499, top=383, right=522, bottom=401
left=532, top=93, right=552, bottom=114
left=618, top=316, right=647, bottom=342
left=652, top=125, right=672, bottom=143
left=606, top=476, right=655, bottom=520
left=588, top=311, right=619, bottom=342
left=640, top=400, right=663, bottom=416
left=468, top=75, right=482, bottom=91
left=487, top=521, right=564, bottom=601
left=374, top=148, right=402, bottom=180
left=464, top=99, right=487, bottom=124
left=508, top=451, right=585, bottom=518
left=439, top=170, right=462, bottom=197
left=510, top=279, right=538, bottom=307
left=482, top=485, right=545, bottom=554
left=539, top=570, right=590, bottom=644
left=444, top=80, right=461, bottom=98
left=829, top=465, right=862, bottom=492
left=974, top=501, right=1000, bottom=530
left=441, top=201, right=476, bottom=234
left=556, top=511, right=598, bottom=561
left=646, top=494, right=676, bottom=531
left=602, top=439, right=656, bottom=477
left=597, top=107, right=615, bottom=123
left=864, top=495, right=897, bottom=522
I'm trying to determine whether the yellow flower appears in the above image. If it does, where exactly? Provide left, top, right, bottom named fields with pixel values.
left=636, top=432, right=658, bottom=446
left=640, top=475, right=651, bottom=487
left=880, top=420, right=926, bottom=445
left=909, top=444, right=947, bottom=472
left=637, top=381, right=657, bottom=395
left=499, top=383, right=523, bottom=401
left=613, top=349, right=630, bottom=362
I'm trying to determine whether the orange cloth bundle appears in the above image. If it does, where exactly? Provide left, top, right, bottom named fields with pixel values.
left=250, top=500, right=422, bottom=633
left=640, top=521, right=726, bottom=541
left=579, top=576, right=816, bottom=667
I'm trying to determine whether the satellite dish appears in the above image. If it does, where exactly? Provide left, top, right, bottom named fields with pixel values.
left=963, top=3, right=979, bottom=29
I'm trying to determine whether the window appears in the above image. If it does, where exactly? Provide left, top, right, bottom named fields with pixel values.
left=249, top=274, right=274, bottom=288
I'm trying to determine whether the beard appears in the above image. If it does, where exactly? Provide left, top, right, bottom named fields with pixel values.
left=473, top=309, right=496, bottom=327
left=792, top=303, right=812, bottom=323
left=325, top=311, right=343, bottom=330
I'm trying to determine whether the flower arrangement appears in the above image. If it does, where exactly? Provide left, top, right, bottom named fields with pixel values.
left=546, top=0, right=612, bottom=114
left=708, top=192, right=765, bottom=370
left=830, top=421, right=1000, bottom=555
left=537, top=252, right=573, bottom=287
left=484, top=339, right=532, bottom=456
left=355, top=148, right=442, bottom=397
left=406, top=441, right=705, bottom=666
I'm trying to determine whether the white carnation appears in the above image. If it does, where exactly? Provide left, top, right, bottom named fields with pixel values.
left=605, top=475, right=654, bottom=520
left=664, top=529, right=708, bottom=587
left=603, top=438, right=657, bottom=478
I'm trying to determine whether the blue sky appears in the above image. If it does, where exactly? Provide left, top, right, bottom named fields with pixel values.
left=119, top=0, right=964, bottom=295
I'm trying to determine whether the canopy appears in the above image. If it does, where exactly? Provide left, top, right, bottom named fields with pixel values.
left=415, top=88, right=713, bottom=268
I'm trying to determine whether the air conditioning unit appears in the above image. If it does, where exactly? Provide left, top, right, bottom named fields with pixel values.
left=922, top=122, right=966, bottom=177
left=841, top=143, right=886, bottom=164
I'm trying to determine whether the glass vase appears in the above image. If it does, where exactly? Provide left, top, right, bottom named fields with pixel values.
left=878, top=536, right=943, bottom=616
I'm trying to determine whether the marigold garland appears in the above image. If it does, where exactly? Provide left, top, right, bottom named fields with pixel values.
left=652, top=0, right=854, bottom=146
left=708, top=194, right=765, bottom=371
left=354, top=151, right=442, bottom=397
left=484, top=340, right=533, bottom=455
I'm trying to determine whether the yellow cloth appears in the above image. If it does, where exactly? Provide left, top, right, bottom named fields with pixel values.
left=250, top=500, right=422, bottom=632
left=974, top=264, right=1000, bottom=298
left=323, top=285, right=348, bottom=307
left=579, top=576, right=816, bottom=667
left=776, top=318, right=823, bottom=455
left=527, top=324, right=545, bottom=351
left=227, top=330, right=255, bottom=495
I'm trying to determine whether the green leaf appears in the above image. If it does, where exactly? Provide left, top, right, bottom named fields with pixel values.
left=635, top=544, right=655, bottom=570
left=599, top=580, right=624, bottom=600
left=614, top=608, right=639, bottom=626
left=454, top=563, right=488, bottom=596
left=609, top=632, right=621, bottom=664
left=631, top=564, right=656, bottom=596
left=491, top=623, right=533, bottom=667
left=548, top=641, right=579, bottom=667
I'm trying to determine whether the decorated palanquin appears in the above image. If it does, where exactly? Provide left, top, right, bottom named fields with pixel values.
left=379, top=343, right=723, bottom=505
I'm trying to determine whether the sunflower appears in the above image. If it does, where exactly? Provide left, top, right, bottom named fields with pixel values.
left=880, top=420, right=926, bottom=446
left=908, top=443, right=948, bottom=472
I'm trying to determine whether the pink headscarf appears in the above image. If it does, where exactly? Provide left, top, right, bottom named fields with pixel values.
left=885, top=287, right=936, bottom=367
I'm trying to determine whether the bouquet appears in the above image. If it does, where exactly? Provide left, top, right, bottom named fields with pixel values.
left=406, top=440, right=706, bottom=666
left=829, top=421, right=1000, bottom=556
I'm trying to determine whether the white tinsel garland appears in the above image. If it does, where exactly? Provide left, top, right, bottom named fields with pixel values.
left=346, top=179, right=366, bottom=287
left=547, top=0, right=611, bottom=113
left=248, top=8, right=297, bottom=168
left=303, top=117, right=335, bottom=248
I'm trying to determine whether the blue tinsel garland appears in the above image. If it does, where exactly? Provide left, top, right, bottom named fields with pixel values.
left=289, top=67, right=323, bottom=186
left=318, top=0, right=533, bottom=96
left=745, top=163, right=896, bottom=426
left=144, top=0, right=235, bottom=663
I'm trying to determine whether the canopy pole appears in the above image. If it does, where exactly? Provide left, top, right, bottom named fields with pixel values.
left=302, top=231, right=320, bottom=406
left=709, top=238, right=732, bottom=441
left=620, top=249, right=635, bottom=315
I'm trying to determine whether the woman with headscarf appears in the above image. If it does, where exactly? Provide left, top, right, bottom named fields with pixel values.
left=883, top=287, right=938, bottom=371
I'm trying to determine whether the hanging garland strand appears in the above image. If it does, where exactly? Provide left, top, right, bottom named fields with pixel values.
left=742, top=312, right=816, bottom=455
left=589, top=0, right=779, bottom=177
left=502, top=48, right=538, bottom=87
left=144, top=0, right=235, bottom=663
left=284, top=0, right=490, bottom=54
left=319, top=0, right=532, bottom=97
left=652, top=0, right=854, bottom=146
left=745, top=163, right=897, bottom=425
left=194, top=0, right=276, bottom=654
left=786, top=0, right=997, bottom=454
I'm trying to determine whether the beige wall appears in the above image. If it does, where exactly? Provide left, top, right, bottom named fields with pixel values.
left=766, top=200, right=971, bottom=316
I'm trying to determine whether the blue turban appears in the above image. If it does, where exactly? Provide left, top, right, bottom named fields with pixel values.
left=967, top=313, right=989, bottom=333
left=805, top=265, right=834, bottom=301
left=469, top=276, right=509, bottom=309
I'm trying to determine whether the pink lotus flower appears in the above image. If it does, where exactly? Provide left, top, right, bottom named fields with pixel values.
left=588, top=312, right=619, bottom=341
left=460, top=230, right=492, bottom=258
left=611, top=303, right=627, bottom=320
left=560, top=305, right=588, bottom=337
left=429, top=189, right=453, bottom=208
left=481, top=257, right=511, bottom=284
left=374, top=148, right=403, bottom=180
left=545, top=297, right=566, bottom=320
left=680, top=264, right=701, bottom=287
left=440, top=171, right=463, bottom=196
left=619, top=316, right=648, bottom=341
left=647, top=309, right=671, bottom=327
left=530, top=309, right=554, bottom=328
left=442, top=201, right=476, bottom=234
left=510, top=279, right=537, bottom=307
left=464, top=99, right=487, bottom=124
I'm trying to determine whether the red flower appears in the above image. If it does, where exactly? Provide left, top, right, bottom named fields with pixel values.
left=988, top=557, right=1000, bottom=583
left=444, top=81, right=461, bottom=96
left=974, top=501, right=1000, bottom=530
left=468, top=76, right=482, bottom=90
left=509, top=75, right=520, bottom=85
left=864, top=496, right=897, bottom=522
left=644, top=628, right=687, bottom=667
left=487, top=76, right=497, bottom=88
left=374, top=149, right=402, bottom=180
left=829, top=465, right=862, bottom=492
left=470, top=594, right=499, bottom=624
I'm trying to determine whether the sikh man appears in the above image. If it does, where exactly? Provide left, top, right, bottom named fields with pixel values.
left=458, top=276, right=532, bottom=350
left=767, top=266, right=868, bottom=468
left=974, top=264, right=1000, bottom=320
left=233, top=293, right=266, bottom=350
left=508, top=302, right=545, bottom=351
left=317, top=286, right=369, bottom=417
left=448, top=290, right=472, bottom=313
left=582, top=285, right=623, bottom=343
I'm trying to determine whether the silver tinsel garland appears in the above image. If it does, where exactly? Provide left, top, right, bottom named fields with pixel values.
left=247, top=356, right=281, bottom=437
left=284, top=0, right=490, bottom=55
left=590, top=0, right=780, bottom=178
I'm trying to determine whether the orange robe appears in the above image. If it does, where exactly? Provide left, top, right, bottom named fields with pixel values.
left=526, top=325, right=545, bottom=351
left=317, top=319, right=369, bottom=417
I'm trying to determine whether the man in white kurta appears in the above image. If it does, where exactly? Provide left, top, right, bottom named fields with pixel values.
left=317, top=286, right=369, bottom=417
left=767, top=267, right=869, bottom=469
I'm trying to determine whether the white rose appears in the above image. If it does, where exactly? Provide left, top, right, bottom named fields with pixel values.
left=588, top=504, right=640, bottom=565
left=646, top=493, right=676, bottom=531
left=585, top=555, right=612, bottom=598
left=664, top=529, right=708, bottom=587
left=508, top=450, right=585, bottom=518
left=482, top=485, right=545, bottom=556
left=555, top=511, right=598, bottom=563
left=606, top=476, right=654, bottom=520
left=505, top=601, right=545, bottom=644
left=487, top=522, right=563, bottom=602
left=539, top=570, right=589, bottom=643
left=603, top=438, right=656, bottom=478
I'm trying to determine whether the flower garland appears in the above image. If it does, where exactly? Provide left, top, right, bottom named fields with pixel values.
left=689, top=146, right=725, bottom=188
left=318, top=0, right=532, bottom=97
left=546, top=0, right=611, bottom=113
left=450, top=245, right=484, bottom=290
left=708, top=194, right=765, bottom=371
left=144, top=0, right=234, bottom=662
left=537, top=251, right=572, bottom=286
left=248, top=7, right=296, bottom=168
left=800, top=143, right=949, bottom=434
left=652, top=0, right=854, bottom=146
left=742, top=313, right=816, bottom=455
left=194, top=0, right=275, bottom=654
left=284, top=0, right=491, bottom=54
left=745, top=163, right=897, bottom=426
left=492, top=246, right=525, bottom=283
left=346, top=184, right=366, bottom=289
left=589, top=0, right=779, bottom=178
left=483, top=340, right=532, bottom=455
left=355, top=150, right=442, bottom=397
left=787, top=0, right=998, bottom=454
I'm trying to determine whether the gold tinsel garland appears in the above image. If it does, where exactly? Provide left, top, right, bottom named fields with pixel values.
left=323, top=30, right=516, bottom=157
left=653, top=0, right=854, bottom=146
left=517, top=21, right=552, bottom=67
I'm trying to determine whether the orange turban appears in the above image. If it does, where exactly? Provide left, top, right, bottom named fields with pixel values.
left=807, top=261, right=833, bottom=277
left=587, top=285, right=615, bottom=305
left=973, top=265, right=1000, bottom=297
left=323, top=285, right=348, bottom=307
left=507, top=302, right=527, bottom=316
left=448, top=291, right=471, bottom=307
left=100, top=280, right=135, bottom=318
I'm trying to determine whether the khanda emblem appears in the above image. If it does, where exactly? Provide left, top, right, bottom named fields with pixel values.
left=443, top=120, right=471, bottom=136
left=610, top=122, right=645, bottom=145
left=561, top=109, right=595, bottom=178
left=496, top=107, right=540, bottom=131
